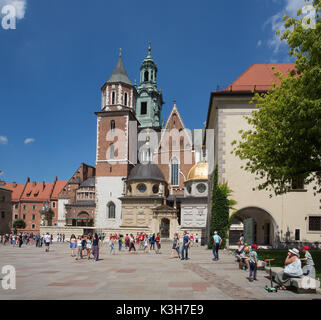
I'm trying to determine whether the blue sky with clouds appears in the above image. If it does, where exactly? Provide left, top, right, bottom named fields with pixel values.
left=0, top=0, right=306, bottom=183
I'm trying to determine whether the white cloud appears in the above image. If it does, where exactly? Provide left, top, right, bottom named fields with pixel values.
left=0, top=136, right=8, bottom=144
left=257, top=40, right=262, bottom=47
left=24, top=137, right=35, bottom=144
left=265, top=0, right=306, bottom=53
left=0, top=0, right=27, bottom=20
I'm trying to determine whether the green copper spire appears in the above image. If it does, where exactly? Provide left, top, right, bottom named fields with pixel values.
left=136, top=43, right=164, bottom=129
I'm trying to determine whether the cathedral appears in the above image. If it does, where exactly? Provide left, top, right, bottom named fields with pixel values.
left=46, top=44, right=209, bottom=241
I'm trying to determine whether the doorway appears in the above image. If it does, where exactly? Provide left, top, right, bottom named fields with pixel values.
left=160, top=218, right=170, bottom=238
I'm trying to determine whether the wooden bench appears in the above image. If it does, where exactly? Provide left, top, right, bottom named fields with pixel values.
left=265, top=267, right=320, bottom=293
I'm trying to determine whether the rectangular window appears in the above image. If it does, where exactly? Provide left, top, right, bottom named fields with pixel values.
left=32, top=224, right=35, bottom=229
left=23, top=205, right=26, bottom=210
left=15, top=214, right=18, bottom=220
left=52, top=202, right=56, bottom=208
left=171, top=163, right=179, bottom=186
left=295, top=229, right=300, bottom=241
left=32, top=205, right=36, bottom=210
left=141, top=102, right=147, bottom=115
left=32, top=214, right=35, bottom=220
left=309, top=216, right=321, bottom=231
left=15, top=204, right=18, bottom=210
left=291, top=176, right=304, bottom=190
left=23, top=214, right=26, bottom=220
left=1, top=212, right=4, bottom=218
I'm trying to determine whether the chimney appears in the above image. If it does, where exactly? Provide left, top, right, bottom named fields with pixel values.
left=26, top=177, right=30, bottom=183
left=43, top=182, right=45, bottom=190
left=33, top=181, right=37, bottom=187
left=13, top=182, right=17, bottom=188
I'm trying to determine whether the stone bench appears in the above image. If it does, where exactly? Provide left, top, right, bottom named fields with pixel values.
left=265, top=267, right=320, bottom=293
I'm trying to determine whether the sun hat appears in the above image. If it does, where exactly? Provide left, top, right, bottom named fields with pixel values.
left=288, top=248, right=300, bottom=256
left=302, top=245, right=310, bottom=251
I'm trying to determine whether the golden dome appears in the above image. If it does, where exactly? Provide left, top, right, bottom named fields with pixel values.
left=186, top=162, right=208, bottom=182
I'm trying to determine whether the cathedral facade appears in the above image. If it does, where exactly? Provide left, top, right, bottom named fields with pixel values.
left=41, top=45, right=209, bottom=241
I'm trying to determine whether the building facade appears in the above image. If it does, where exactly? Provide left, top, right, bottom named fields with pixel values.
left=0, top=187, right=12, bottom=234
left=205, top=63, right=321, bottom=248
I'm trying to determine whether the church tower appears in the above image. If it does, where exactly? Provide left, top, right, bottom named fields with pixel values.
left=95, top=50, right=138, bottom=230
left=136, top=42, right=164, bottom=129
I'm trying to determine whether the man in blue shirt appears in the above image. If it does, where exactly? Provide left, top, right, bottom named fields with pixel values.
left=213, top=231, right=222, bottom=261
left=181, top=232, right=190, bottom=260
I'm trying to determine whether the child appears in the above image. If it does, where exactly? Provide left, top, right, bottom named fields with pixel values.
left=143, top=236, right=149, bottom=253
left=249, top=244, right=258, bottom=282
left=301, top=246, right=316, bottom=279
left=76, top=236, right=83, bottom=260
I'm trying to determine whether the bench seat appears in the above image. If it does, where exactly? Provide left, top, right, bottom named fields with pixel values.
left=265, top=267, right=320, bottom=293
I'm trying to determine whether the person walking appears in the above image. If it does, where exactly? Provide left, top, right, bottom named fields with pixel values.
left=249, top=244, right=258, bottom=282
left=86, top=235, right=92, bottom=260
left=109, top=236, right=116, bottom=255
left=128, top=234, right=136, bottom=253
left=150, top=233, right=155, bottom=251
left=92, top=233, right=100, bottom=261
left=76, top=236, right=83, bottom=260
left=70, top=234, right=77, bottom=257
left=35, top=234, right=40, bottom=247
left=118, top=234, right=123, bottom=252
left=155, top=233, right=161, bottom=254
left=44, top=233, right=51, bottom=252
left=62, top=234, right=65, bottom=242
left=212, top=231, right=222, bottom=261
left=181, top=232, right=190, bottom=260
left=143, top=235, right=149, bottom=253
left=170, top=233, right=180, bottom=259
left=18, top=234, right=23, bottom=248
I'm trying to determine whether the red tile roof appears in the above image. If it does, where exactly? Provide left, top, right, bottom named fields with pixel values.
left=0, top=183, right=25, bottom=201
left=21, top=182, right=54, bottom=201
left=51, top=181, right=68, bottom=199
left=223, top=63, right=295, bottom=93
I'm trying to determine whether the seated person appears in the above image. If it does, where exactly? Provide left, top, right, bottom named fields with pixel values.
left=274, top=248, right=303, bottom=290
left=235, top=242, right=244, bottom=260
left=301, top=246, right=316, bottom=279
left=239, top=245, right=250, bottom=270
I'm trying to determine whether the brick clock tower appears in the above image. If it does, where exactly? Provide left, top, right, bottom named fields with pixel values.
left=95, top=50, right=138, bottom=230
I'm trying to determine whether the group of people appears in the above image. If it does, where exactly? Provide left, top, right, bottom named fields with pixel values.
left=170, top=231, right=194, bottom=260
left=0, top=232, right=51, bottom=248
left=235, top=235, right=317, bottom=287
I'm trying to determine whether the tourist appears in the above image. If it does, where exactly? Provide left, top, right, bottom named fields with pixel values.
left=274, top=248, right=303, bottom=290
left=170, top=233, right=180, bottom=259
left=129, top=234, right=136, bottom=253
left=190, top=234, right=194, bottom=247
left=44, top=233, right=51, bottom=252
left=248, top=244, right=258, bottom=282
left=195, top=234, right=199, bottom=247
left=70, top=234, right=77, bottom=257
left=150, top=233, right=155, bottom=251
left=76, top=235, right=83, bottom=260
left=235, top=241, right=244, bottom=261
left=50, top=234, right=53, bottom=244
left=239, top=233, right=245, bottom=245
left=240, top=244, right=250, bottom=270
left=18, top=234, right=23, bottom=248
left=109, top=236, right=116, bottom=255
left=143, top=235, right=149, bottom=253
left=12, top=234, right=16, bottom=247
left=92, top=233, right=100, bottom=261
left=86, top=234, right=92, bottom=259
left=35, top=234, right=41, bottom=247
left=212, top=231, right=222, bottom=261
left=62, top=234, right=65, bottom=242
left=301, top=246, right=316, bottom=279
left=181, top=232, right=190, bottom=260
left=81, top=235, right=87, bottom=256
left=155, top=233, right=161, bottom=254
left=57, top=233, right=60, bottom=242
left=124, top=234, right=130, bottom=249
left=118, top=234, right=123, bottom=251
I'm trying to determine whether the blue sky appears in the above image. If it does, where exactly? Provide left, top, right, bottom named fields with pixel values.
left=0, top=0, right=305, bottom=183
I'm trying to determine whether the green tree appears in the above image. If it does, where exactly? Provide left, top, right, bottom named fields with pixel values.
left=232, top=0, right=321, bottom=196
left=208, top=165, right=230, bottom=249
left=13, top=219, right=26, bottom=229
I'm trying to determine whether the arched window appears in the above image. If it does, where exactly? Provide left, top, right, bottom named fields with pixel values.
left=111, top=91, right=116, bottom=105
left=124, top=92, right=128, bottom=106
left=170, top=157, right=179, bottom=186
left=109, top=144, right=114, bottom=159
left=110, top=120, right=115, bottom=132
left=144, top=71, right=149, bottom=82
left=107, top=202, right=116, bottom=219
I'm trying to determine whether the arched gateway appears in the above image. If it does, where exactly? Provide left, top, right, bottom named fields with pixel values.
left=229, top=207, right=277, bottom=247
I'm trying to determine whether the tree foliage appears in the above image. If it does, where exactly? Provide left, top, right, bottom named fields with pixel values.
left=232, top=0, right=321, bottom=196
left=13, top=219, right=26, bottom=229
left=208, top=166, right=230, bottom=249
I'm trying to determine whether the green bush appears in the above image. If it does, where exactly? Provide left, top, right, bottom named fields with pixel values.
left=13, top=219, right=26, bottom=229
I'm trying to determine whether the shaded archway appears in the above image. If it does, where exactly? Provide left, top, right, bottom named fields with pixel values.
left=160, top=218, right=170, bottom=238
left=229, top=207, right=277, bottom=246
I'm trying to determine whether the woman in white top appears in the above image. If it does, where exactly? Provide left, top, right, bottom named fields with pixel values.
left=274, top=248, right=303, bottom=290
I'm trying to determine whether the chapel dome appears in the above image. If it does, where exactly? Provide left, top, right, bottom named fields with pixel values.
left=128, top=163, right=165, bottom=182
left=186, top=162, right=208, bottom=182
